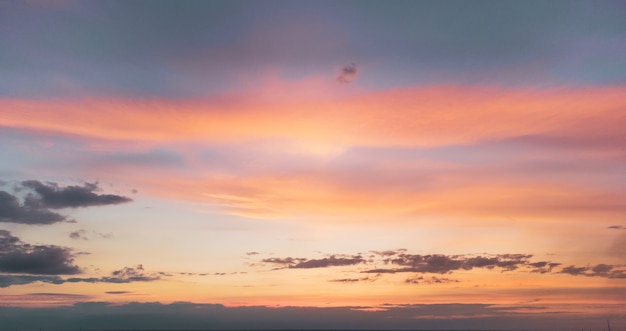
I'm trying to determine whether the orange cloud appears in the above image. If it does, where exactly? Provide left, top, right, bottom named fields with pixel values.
left=2, top=85, right=624, bottom=149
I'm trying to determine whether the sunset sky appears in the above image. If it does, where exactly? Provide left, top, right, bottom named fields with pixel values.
left=1, top=1, right=626, bottom=330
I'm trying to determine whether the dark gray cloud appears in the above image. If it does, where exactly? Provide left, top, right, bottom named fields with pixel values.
left=69, top=229, right=113, bottom=241
left=609, top=225, right=626, bottom=230
left=0, top=190, right=67, bottom=224
left=101, top=265, right=160, bottom=283
left=0, top=230, right=80, bottom=275
left=262, top=255, right=365, bottom=269
left=69, top=229, right=88, bottom=240
left=0, top=180, right=131, bottom=225
left=367, top=253, right=534, bottom=274
left=559, top=264, right=626, bottom=279
left=1, top=263, right=161, bottom=288
left=0, top=274, right=64, bottom=288
left=405, top=275, right=460, bottom=284
left=330, top=276, right=376, bottom=283
left=21, top=180, right=131, bottom=209
left=336, top=63, right=358, bottom=84
left=255, top=250, right=626, bottom=281
left=105, top=291, right=133, bottom=294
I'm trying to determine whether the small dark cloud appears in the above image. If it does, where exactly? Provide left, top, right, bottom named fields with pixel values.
left=0, top=230, right=80, bottom=275
left=21, top=180, right=132, bottom=209
left=529, top=261, right=562, bottom=274
left=245, top=251, right=259, bottom=256
left=336, top=63, right=358, bottom=84
left=101, top=265, right=160, bottom=283
left=69, top=229, right=113, bottom=241
left=262, top=255, right=365, bottom=269
left=608, top=225, right=626, bottom=230
left=69, top=230, right=88, bottom=240
left=105, top=291, right=133, bottom=295
left=405, top=275, right=460, bottom=284
left=330, top=276, right=375, bottom=283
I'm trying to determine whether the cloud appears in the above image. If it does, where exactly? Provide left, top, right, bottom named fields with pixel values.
left=608, top=225, right=626, bottom=230
left=336, top=63, right=358, bottom=84
left=0, top=230, right=80, bottom=275
left=69, top=229, right=113, bottom=241
left=0, top=301, right=624, bottom=331
left=262, top=255, right=365, bottom=269
left=1, top=264, right=161, bottom=288
left=254, top=250, right=626, bottom=281
left=330, top=276, right=377, bottom=283
left=69, top=230, right=88, bottom=240
left=0, top=274, right=65, bottom=288
left=559, top=264, right=626, bottom=279
left=21, top=180, right=132, bottom=209
left=105, top=291, right=134, bottom=295
left=405, top=275, right=460, bottom=284
left=366, top=253, right=534, bottom=274
left=0, top=190, right=67, bottom=225
left=101, top=265, right=160, bottom=283
left=0, top=181, right=131, bottom=225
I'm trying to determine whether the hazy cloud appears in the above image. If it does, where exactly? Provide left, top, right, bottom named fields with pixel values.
left=336, top=63, right=358, bottom=84
left=608, top=225, right=626, bottom=230
left=0, top=230, right=80, bottom=275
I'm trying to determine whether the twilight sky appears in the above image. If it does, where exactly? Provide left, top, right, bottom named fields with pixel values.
left=1, top=1, right=626, bottom=330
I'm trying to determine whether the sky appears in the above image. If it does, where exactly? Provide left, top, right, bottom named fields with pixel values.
left=1, top=0, right=626, bottom=330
